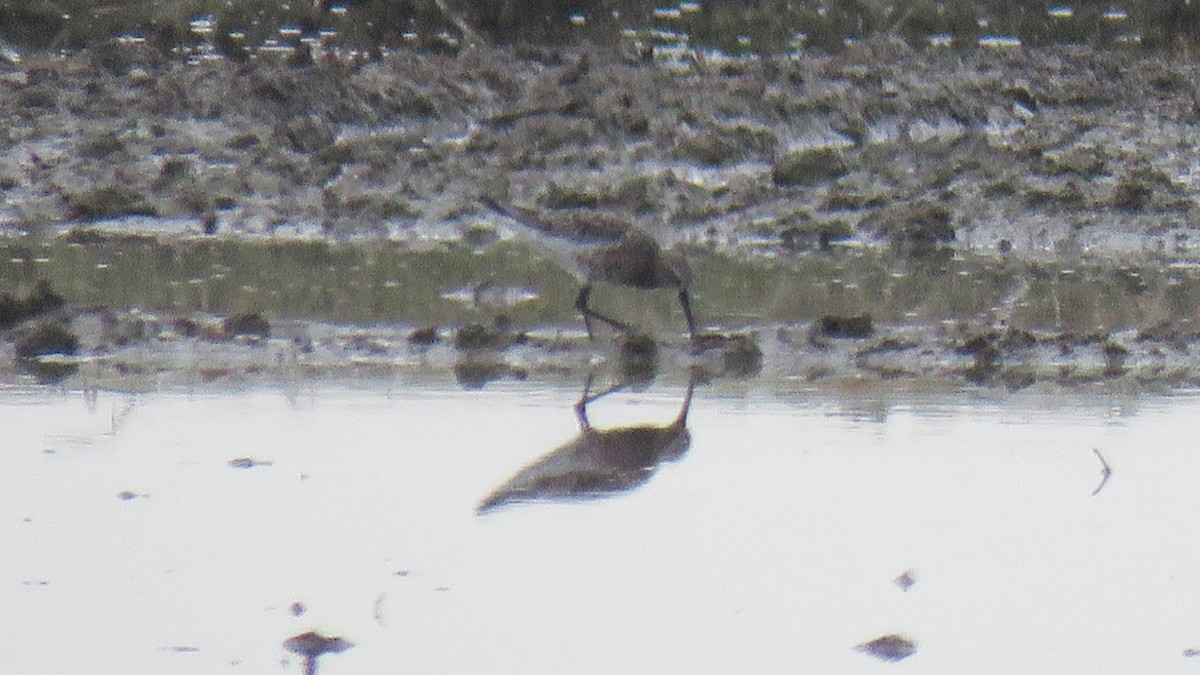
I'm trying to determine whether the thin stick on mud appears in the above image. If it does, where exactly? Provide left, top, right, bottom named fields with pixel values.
left=1091, top=447, right=1112, bottom=496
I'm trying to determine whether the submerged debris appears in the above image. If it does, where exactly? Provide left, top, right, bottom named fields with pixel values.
left=855, top=633, right=917, bottom=662
left=228, top=457, right=273, bottom=469
left=283, top=631, right=353, bottom=675
left=453, top=357, right=527, bottom=389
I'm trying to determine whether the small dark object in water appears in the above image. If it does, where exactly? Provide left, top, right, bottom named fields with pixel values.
left=454, top=321, right=524, bottom=351
left=408, top=326, right=441, bottom=346
left=228, top=457, right=273, bottom=469
left=117, top=491, right=137, bottom=501
left=1102, top=341, right=1129, bottom=376
left=855, top=633, right=917, bottom=662
left=957, top=333, right=1003, bottom=383
left=816, top=314, right=873, bottom=339
left=15, top=322, right=79, bottom=359
left=721, top=333, right=762, bottom=377
left=690, top=332, right=763, bottom=378
left=291, top=602, right=306, bottom=616
left=454, top=323, right=508, bottom=351
left=894, top=569, right=917, bottom=591
left=223, top=312, right=270, bottom=339
left=284, top=631, right=353, bottom=675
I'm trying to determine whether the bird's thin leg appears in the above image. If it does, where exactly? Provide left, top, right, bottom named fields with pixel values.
left=678, top=289, right=698, bottom=339
left=574, top=372, right=628, bottom=429
left=575, top=284, right=631, bottom=337
left=575, top=285, right=595, bottom=339
left=574, top=372, right=595, bottom=428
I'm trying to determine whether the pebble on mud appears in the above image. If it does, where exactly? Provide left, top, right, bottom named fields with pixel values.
left=64, top=184, right=158, bottom=221
left=812, top=314, right=874, bottom=340
left=865, top=199, right=956, bottom=256
left=223, top=312, right=271, bottom=339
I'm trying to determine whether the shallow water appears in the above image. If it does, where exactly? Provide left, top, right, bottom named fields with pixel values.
left=5, top=380, right=1200, bottom=673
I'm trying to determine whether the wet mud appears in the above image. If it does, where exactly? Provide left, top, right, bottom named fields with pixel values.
left=2, top=41, right=1200, bottom=391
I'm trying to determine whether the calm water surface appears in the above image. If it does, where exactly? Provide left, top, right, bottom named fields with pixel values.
left=4, top=381, right=1200, bottom=673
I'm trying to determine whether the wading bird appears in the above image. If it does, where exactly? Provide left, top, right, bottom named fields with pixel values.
left=477, top=373, right=693, bottom=513
left=480, top=196, right=697, bottom=340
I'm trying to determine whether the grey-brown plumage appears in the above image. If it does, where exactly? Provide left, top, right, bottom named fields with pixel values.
left=477, top=374, right=693, bottom=513
left=480, top=196, right=697, bottom=339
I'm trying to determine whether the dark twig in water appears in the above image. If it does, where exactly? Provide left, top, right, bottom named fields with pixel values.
left=1091, top=447, right=1112, bottom=496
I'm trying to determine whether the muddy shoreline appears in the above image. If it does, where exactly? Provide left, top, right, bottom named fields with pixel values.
left=2, top=42, right=1200, bottom=391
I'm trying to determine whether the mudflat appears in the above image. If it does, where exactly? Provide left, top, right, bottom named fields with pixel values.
left=1, top=41, right=1199, bottom=391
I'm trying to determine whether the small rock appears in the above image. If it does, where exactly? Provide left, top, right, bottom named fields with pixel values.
left=223, top=312, right=270, bottom=339
left=813, top=314, right=873, bottom=339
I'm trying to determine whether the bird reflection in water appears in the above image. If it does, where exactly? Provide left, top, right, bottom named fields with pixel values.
left=477, top=373, right=694, bottom=514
